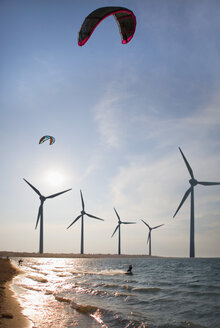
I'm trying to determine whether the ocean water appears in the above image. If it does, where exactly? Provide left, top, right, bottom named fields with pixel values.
left=11, top=257, right=220, bottom=328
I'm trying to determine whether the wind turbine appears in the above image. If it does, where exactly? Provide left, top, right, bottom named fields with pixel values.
left=141, top=220, right=164, bottom=256
left=67, top=190, right=104, bottom=254
left=173, top=147, right=220, bottom=258
left=111, top=208, right=136, bottom=255
left=23, top=178, right=71, bottom=254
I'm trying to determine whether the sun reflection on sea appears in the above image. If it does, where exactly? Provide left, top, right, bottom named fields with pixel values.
left=90, top=309, right=109, bottom=328
left=12, top=258, right=85, bottom=328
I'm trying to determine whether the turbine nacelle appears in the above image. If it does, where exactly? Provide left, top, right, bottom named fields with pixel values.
left=40, top=195, right=46, bottom=202
left=189, top=178, right=197, bottom=186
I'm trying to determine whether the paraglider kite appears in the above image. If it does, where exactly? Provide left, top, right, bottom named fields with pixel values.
left=78, top=7, right=136, bottom=46
left=39, top=135, right=55, bottom=145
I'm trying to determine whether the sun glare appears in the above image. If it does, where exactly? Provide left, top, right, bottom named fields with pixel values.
left=45, top=170, right=65, bottom=187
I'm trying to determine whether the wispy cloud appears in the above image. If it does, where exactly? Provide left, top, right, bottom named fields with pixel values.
left=94, top=89, right=122, bottom=148
left=108, top=92, right=220, bottom=226
left=93, top=67, right=138, bottom=149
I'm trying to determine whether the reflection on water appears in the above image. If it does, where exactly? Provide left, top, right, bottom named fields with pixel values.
left=11, top=257, right=220, bottom=328
left=13, top=258, right=108, bottom=328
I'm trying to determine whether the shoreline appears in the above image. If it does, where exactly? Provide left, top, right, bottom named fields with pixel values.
left=0, top=251, right=154, bottom=258
left=0, top=258, right=32, bottom=328
left=1, top=252, right=218, bottom=259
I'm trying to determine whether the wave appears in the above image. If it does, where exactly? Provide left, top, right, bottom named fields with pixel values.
left=19, top=284, right=43, bottom=292
left=27, top=275, right=48, bottom=283
left=55, top=295, right=99, bottom=314
left=72, top=284, right=110, bottom=298
left=54, top=295, right=137, bottom=327
left=132, top=286, right=161, bottom=293
left=29, top=265, right=41, bottom=272
left=96, top=282, right=161, bottom=294
left=114, top=291, right=134, bottom=297
left=57, top=273, right=72, bottom=277
left=45, top=289, right=54, bottom=295
left=54, top=295, right=114, bottom=327
left=187, top=291, right=220, bottom=297
left=71, top=269, right=126, bottom=276
left=52, top=269, right=64, bottom=273
left=103, top=283, right=121, bottom=289
left=120, top=284, right=133, bottom=291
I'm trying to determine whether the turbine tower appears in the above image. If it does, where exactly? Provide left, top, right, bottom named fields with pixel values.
left=141, top=220, right=164, bottom=256
left=111, top=208, right=136, bottom=255
left=23, top=178, right=71, bottom=254
left=67, top=190, right=104, bottom=254
left=173, top=147, right=220, bottom=258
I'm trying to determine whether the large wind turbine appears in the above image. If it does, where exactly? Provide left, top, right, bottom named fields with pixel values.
left=111, top=208, right=136, bottom=255
left=173, top=147, right=220, bottom=258
left=67, top=190, right=104, bottom=254
left=141, top=220, right=164, bottom=256
left=23, top=178, right=71, bottom=254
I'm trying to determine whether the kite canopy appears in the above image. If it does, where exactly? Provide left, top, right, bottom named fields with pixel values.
left=39, top=135, right=55, bottom=145
left=78, top=6, right=136, bottom=46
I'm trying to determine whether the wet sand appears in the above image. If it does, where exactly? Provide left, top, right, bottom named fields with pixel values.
left=0, top=258, right=31, bottom=328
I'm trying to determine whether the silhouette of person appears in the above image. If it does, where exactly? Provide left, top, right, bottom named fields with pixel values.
left=127, top=264, right=132, bottom=273
left=18, top=259, right=23, bottom=266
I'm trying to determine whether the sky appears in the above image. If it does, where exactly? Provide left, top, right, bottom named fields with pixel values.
left=1, top=0, right=220, bottom=257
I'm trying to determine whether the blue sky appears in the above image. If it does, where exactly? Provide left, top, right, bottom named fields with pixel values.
left=1, top=0, right=220, bottom=257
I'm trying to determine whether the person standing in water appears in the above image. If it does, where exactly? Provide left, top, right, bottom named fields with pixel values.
left=18, top=259, right=23, bottom=266
left=127, top=265, right=132, bottom=273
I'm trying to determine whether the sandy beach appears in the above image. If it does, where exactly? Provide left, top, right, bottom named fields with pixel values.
left=0, top=258, right=31, bottom=328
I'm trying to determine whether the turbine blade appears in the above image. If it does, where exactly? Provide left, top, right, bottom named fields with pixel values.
left=35, top=205, right=42, bottom=229
left=173, top=187, right=191, bottom=218
left=23, top=178, right=41, bottom=197
left=179, top=147, right=194, bottom=179
left=80, top=190, right=85, bottom=211
left=114, top=208, right=120, bottom=222
left=121, top=221, right=136, bottom=224
left=46, top=188, right=72, bottom=199
left=141, top=219, right=151, bottom=229
left=85, top=213, right=104, bottom=221
left=67, top=215, right=82, bottom=229
left=147, top=231, right=150, bottom=244
left=152, top=224, right=164, bottom=230
left=198, top=181, right=220, bottom=186
left=111, top=225, right=119, bottom=237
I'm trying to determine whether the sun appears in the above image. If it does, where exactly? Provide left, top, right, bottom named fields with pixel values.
left=45, top=170, right=65, bottom=187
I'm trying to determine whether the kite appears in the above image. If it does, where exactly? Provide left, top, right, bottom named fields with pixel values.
left=39, top=135, right=55, bottom=145
left=78, top=7, right=136, bottom=46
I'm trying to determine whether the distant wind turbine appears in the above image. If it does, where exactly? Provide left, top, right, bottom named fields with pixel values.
left=173, top=147, right=220, bottom=258
left=23, top=178, right=71, bottom=254
left=111, top=208, right=136, bottom=255
left=67, top=190, right=104, bottom=254
left=141, top=220, right=164, bottom=256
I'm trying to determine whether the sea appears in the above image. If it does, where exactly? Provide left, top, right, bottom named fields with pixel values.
left=11, top=257, right=220, bottom=328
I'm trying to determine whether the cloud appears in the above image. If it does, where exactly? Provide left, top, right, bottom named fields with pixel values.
left=93, top=64, right=138, bottom=149
left=94, top=90, right=122, bottom=148
left=107, top=92, right=220, bottom=234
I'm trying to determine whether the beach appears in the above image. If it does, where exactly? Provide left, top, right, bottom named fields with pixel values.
left=0, top=258, right=31, bottom=328
left=2, top=256, right=219, bottom=328
left=0, top=252, right=151, bottom=328
left=0, top=255, right=219, bottom=327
